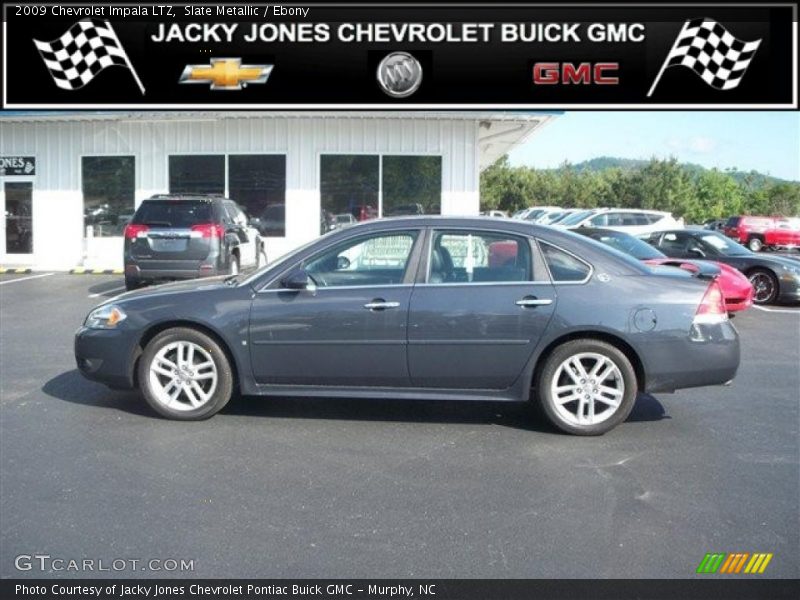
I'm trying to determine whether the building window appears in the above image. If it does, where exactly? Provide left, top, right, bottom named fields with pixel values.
left=229, top=155, right=286, bottom=238
left=383, top=156, right=442, bottom=217
left=168, top=155, right=225, bottom=195
left=320, top=154, right=442, bottom=235
left=82, top=156, right=135, bottom=237
left=4, top=181, right=33, bottom=254
left=320, top=155, right=379, bottom=234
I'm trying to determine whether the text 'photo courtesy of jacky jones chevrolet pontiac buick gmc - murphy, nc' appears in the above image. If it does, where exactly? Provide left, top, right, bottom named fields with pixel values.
left=75, top=217, right=740, bottom=436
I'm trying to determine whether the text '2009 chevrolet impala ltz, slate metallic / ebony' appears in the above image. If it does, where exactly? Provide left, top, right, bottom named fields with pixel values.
left=75, top=217, right=740, bottom=435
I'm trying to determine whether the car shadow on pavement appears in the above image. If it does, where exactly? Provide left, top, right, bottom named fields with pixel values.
left=42, top=370, right=151, bottom=417
left=44, top=370, right=669, bottom=431
left=87, top=279, right=126, bottom=297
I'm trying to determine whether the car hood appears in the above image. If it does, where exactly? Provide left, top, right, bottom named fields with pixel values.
left=111, top=276, right=235, bottom=304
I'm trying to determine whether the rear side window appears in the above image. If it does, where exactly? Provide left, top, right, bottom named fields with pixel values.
left=540, top=242, right=592, bottom=283
left=429, top=231, right=532, bottom=284
left=133, top=201, right=214, bottom=228
left=725, top=217, right=740, bottom=227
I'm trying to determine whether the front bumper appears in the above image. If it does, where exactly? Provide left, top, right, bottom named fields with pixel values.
left=74, top=326, right=141, bottom=389
left=776, top=274, right=800, bottom=303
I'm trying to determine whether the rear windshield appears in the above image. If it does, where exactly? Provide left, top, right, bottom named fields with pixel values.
left=133, top=200, right=214, bottom=228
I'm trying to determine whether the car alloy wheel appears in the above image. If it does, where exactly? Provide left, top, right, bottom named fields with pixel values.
left=748, top=270, right=777, bottom=304
left=748, top=237, right=763, bottom=252
left=149, top=341, right=218, bottom=411
left=230, top=255, right=240, bottom=276
left=550, top=352, right=625, bottom=427
left=139, top=327, right=233, bottom=420
left=536, top=339, right=637, bottom=435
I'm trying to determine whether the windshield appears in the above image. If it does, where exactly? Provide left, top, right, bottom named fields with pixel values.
left=558, top=210, right=595, bottom=226
left=584, top=230, right=664, bottom=260
left=132, top=200, right=213, bottom=228
left=700, top=231, right=751, bottom=256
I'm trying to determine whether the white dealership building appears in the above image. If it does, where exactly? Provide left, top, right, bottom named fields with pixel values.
left=0, top=111, right=556, bottom=271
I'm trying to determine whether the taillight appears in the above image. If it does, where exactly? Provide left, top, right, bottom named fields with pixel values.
left=191, top=223, right=224, bottom=238
left=124, top=223, right=149, bottom=239
left=694, top=282, right=728, bottom=324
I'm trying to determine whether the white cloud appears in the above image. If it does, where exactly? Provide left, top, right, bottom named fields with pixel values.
left=664, top=135, right=718, bottom=155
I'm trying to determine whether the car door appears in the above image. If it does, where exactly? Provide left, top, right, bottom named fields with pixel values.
left=407, top=228, right=557, bottom=389
left=248, top=229, right=423, bottom=386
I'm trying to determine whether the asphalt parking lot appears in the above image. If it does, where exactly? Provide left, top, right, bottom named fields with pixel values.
left=1, top=272, right=798, bottom=579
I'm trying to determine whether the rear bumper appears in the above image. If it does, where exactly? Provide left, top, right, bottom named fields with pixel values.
left=125, top=260, right=223, bottom=281
left=75, top=326, right=140, bottom=389
left=643, top=320, right=740, bottom=393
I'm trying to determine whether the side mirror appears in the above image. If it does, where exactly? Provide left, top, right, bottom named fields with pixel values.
left=281, top=267, right=315, bottom=290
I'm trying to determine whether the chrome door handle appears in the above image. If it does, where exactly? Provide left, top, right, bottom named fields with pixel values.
left=516, top=297, right=553, bottom=307
left=364, top=301, right=401, bottom=310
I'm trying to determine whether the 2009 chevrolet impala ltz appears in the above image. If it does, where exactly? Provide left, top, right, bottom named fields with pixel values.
left=75, top=216, right=740, bottom=435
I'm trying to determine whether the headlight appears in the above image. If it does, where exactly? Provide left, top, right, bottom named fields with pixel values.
left=84, top=305, right=127, bottom=329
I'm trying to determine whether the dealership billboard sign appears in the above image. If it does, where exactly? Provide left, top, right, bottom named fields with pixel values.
left=1, top=2, right=797, bottom=108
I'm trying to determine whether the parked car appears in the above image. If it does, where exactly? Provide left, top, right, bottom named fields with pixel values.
left=566, top=208, right=685, bottom=236
left=703, top=218, right=727, bottom=232
left=722, top=215, right=800, bottom=252
left=331, top=213, right=357, bottom=229
left=544, top=208, right=584, bottom=226
left=519, top=206, right=562, bottom=222
left=763, top=218, right=800, bottom=251
left=386, top=203, right=425, bottom=217
left=576, top=228, right=753, bottom=313
left=645, top=229, right=800, bottom=305
left=481, top=209, right=509, bottom=218
left=123, top=194, right=265, bottom=291
left=78, top=217, right=740, bottom=436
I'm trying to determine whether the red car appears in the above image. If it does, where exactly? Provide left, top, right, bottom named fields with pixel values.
left=724, top=215, right=800, bottom=252
left=577, top=228, right=753, bottom=313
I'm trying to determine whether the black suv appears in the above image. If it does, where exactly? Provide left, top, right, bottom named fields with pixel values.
left=123, top=194, right=265, bottom=290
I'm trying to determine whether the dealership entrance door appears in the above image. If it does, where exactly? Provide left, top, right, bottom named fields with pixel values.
left=1, top=179, right=34, bottom=263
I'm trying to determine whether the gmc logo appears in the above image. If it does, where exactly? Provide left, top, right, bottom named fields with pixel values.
left=533, top=62, right=620, bottom=85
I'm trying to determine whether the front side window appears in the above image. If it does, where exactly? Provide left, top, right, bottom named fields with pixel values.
left=429, top=231, right=532, bottom=284
left=305, top=231, right=418, bottom=288
left=540, top=242, right=591, bottom=283
left=82, top=156, right=135, bottom=237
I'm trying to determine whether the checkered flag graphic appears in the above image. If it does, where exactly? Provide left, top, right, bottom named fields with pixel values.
left=648, top=19, right=761, bottom=97
left=33, top=19, right=144, bottom=94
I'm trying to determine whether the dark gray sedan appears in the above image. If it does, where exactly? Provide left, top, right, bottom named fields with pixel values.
left=75, top=217, right=740, bottom=435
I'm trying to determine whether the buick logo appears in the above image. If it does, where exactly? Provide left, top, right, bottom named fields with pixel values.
left=377, top=52, right=423, bottom=98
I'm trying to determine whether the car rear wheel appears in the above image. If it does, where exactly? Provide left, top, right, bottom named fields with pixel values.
left=138, top=327, right=233, bottom=420
left=536, top=339, right=637, bottom=436
left=748, top=236, right=764, bottom=252
left=124, top=275, right=141, bottom=291
left=748, top=269, right=778, bottom=304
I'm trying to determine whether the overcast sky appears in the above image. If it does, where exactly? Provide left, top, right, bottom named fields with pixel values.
left=509, top=111, right=800, bottom=181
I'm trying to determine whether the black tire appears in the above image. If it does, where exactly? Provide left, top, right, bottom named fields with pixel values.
left=748, top=269, right=778, bottom=304
left=124, top=275, right=141, bottom=291
left=535, top=339, right=638, bottom=436
left=747, top=236, right=764, bottom=252
left=138, top=327, right=234, bottom=420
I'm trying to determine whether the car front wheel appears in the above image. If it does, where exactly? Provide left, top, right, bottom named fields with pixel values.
left=748, top=269, right=778, bottom=304
left=536, top=339, right=638, bottom=436
left=138, top=327, right=233, bottom=420
left=748, top=236, right=764, bottom=252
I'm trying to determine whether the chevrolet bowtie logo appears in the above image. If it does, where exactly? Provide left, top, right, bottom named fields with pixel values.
left=178, top=58, right=273, bottom=90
